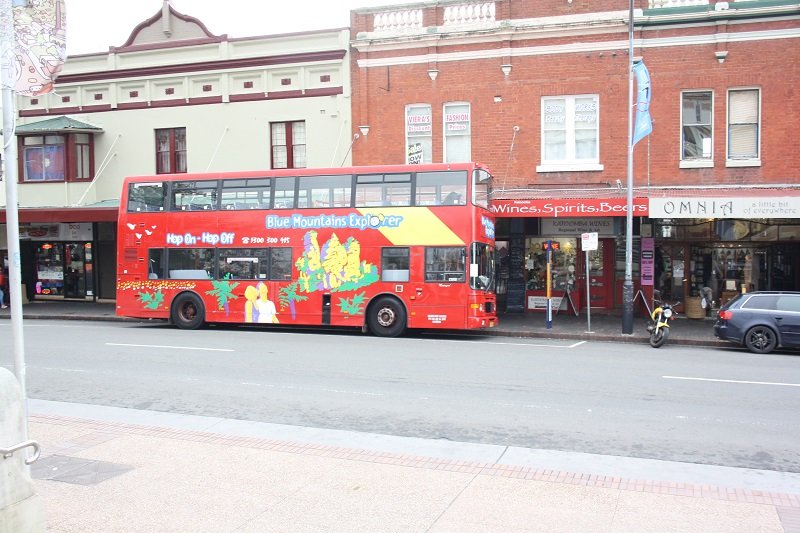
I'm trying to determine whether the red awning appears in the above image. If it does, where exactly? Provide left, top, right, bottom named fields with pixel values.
left=0, top=207, right=118, bottom=224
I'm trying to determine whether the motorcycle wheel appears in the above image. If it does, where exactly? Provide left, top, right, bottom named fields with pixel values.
left=649, top=326, right=669, bottom=348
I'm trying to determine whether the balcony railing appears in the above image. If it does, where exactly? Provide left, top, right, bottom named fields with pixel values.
left=443, top=2, right=496, bottom=26
left=373, top=9, right=423, bottom=33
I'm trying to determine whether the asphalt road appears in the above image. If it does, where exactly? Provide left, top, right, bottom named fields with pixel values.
left=2, top=319, right=799, bottom=472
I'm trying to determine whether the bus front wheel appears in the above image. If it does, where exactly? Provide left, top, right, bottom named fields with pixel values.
left=368, top=296, right=407, bottom=337
left=171, top=292, right=205, bottom=330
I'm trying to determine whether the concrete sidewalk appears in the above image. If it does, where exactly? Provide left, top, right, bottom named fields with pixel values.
left=1, top=298, right=727, bottom=347
left=27, top=400, right=800, bottom=532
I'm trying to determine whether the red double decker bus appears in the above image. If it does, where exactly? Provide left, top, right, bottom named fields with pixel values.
left=116, top=162, right=497, bottom=337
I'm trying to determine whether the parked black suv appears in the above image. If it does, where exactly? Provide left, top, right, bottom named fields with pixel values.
left=714, top=291, right=800, bottom=354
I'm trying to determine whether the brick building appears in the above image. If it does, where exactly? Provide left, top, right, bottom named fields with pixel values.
left=349, top=0, right=800, bottom=315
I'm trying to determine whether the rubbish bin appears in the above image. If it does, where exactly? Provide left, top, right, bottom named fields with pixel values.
left=684, top=296, right=705, bottom=319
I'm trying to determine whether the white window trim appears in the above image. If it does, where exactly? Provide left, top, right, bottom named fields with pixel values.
left=443, top=101, right=471, bottom=163
left=538, top=94, right=601, bottom=171
left=405, top=103, right=432, bottom=164
left=726, top=159, right=761, bottom=168
left=536, top=163, right=604, bottom=173
left=726, top=86, right=761, bottom=165
left=679, top=160, right=714, bottom=169
left=680, top=89, right=714, bottom=164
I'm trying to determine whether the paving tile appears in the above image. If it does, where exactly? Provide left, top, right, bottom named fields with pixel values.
left=610, top=490, right=784, bottom=532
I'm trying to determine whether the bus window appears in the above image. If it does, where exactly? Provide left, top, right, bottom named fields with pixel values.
left=221, top=178, right=271, bottom=210
left=148, top=249, right=165, bottom=279
left=298, top=175, right=352, bottom=208
left=167, top=248, right=215, bottom=279
left=416, top=171, right=467, bottom=206
left=219, top=248, right=269, bottom=279
left=355, top=173, right=411, bottom=207
left=270, top=248, right=292, bottom=280
left=171, top=180, right=218, bottom=211
left=273, top=177, right=296, bottom=209
left=473, top=168, right=491, bottom=209
left=381, top=247, right=410, bottom=282
left=425, top=246, right=466, bottom=282
left=128, top=182, right=166, bottom=212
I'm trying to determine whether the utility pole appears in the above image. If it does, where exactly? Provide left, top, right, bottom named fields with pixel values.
left=622, top=0, right=635, bottom=335
left=1, top=0, right=29, bottom=437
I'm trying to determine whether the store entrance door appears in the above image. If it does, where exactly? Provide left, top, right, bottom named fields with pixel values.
left=64, top=243, right=88, bottom=299
left=585, top=240, right=612, bottom=309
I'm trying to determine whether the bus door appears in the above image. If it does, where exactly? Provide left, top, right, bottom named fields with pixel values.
left=407, top=246, right=468, bottom=329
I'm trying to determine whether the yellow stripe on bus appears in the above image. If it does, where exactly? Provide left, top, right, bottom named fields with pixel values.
left=356, top=207, right=464, bottom=246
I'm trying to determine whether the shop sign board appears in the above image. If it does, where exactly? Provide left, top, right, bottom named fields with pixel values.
left=541, top=218, right=617, bottom=236
left=640, top=237, right=654, bottom=286
left=528, top=295, right=563, bottom=310
left=581, top=232, right=598, bottom=251
left=649, top=197, right=800, bottom=219
left=19, top=222, right=93, bottom=241
left=491, top=198, right=648, bottom=218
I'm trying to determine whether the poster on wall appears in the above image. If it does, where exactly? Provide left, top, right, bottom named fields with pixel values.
left=640, top=237, right=654, bottom=286
left=407, top=143, right=423, bottom=165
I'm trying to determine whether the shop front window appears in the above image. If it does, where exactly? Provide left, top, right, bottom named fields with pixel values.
left=36, top=243, right=64, bottom=296
left=524, top=237, right=577, bottom=292
left=654, top=244, right=684, bottom=304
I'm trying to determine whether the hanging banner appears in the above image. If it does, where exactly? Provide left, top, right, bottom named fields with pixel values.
left=12, top=0, right=67, bottom=96
left=632, top=61, right=652, bottom=146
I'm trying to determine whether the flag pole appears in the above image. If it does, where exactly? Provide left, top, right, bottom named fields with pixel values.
left=1, top=0, right=29, bottom=438
left=622, top=0, right=635, bottom=334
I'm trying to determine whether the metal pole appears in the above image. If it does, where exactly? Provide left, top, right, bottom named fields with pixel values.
left=1, top=0, right=29, bottom=438
left=585, top=249, right=592, bottom=332
left=622, top=0, right=635, bottom=335
left=546, top=240, right=552, bottom=329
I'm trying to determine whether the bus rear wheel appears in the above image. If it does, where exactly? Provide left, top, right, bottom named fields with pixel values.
left=171, top=292, right=205, bottom=330
left=368, top=296, right=406, bottom=337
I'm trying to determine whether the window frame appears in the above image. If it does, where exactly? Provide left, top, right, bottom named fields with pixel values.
left=270, top=121, right=306, bottom=169
left=155, top=127, right=187, bottom=174
left=405, top=103, right=433, bottom=165
left=424, top=246, right=466, bottom=283
left=679, top=90, right=714, bottom=169
left=537, top=94, right=602, bottom=173
left=17, top=132, right=95, bottom=183
left=443, top=101, right=471, bottom=163
left=381, top=247, right=410, bottom=282
left=726, top=87, right=761, bottom=167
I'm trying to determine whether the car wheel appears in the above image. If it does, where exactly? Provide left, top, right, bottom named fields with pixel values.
left=744, top=325, right=777, bottom=354
left=171, top=292, right=205, bottom=330
left=367, top=296, right=407, bottom=337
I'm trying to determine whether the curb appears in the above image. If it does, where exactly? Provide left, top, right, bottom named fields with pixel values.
left=3, top=313, right=726, bottom=347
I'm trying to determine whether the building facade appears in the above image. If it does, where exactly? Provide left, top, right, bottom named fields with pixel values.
left=1, top=3, right=354, bottom=302
left=349, top=0, right=800, bottom=315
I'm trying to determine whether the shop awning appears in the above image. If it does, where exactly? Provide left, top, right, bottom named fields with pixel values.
left=15, top=116, right=104, bottom=134
left=491, top=185, right=648, bottom=217
left=491, top=184, right=800, bottom=219
left=645, top=184, right=800, bottom=219
left=0, top=203, right=119, bottom=224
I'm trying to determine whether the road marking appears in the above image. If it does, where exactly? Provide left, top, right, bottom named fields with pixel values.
left=481, top=340, right=587, bottom=348
left=663, top=375, right=800, bottom=387
left=106, top=343, right=234, bottom=352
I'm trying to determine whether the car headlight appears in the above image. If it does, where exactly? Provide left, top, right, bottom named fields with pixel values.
left=663, top=308, right=673, bottom=318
